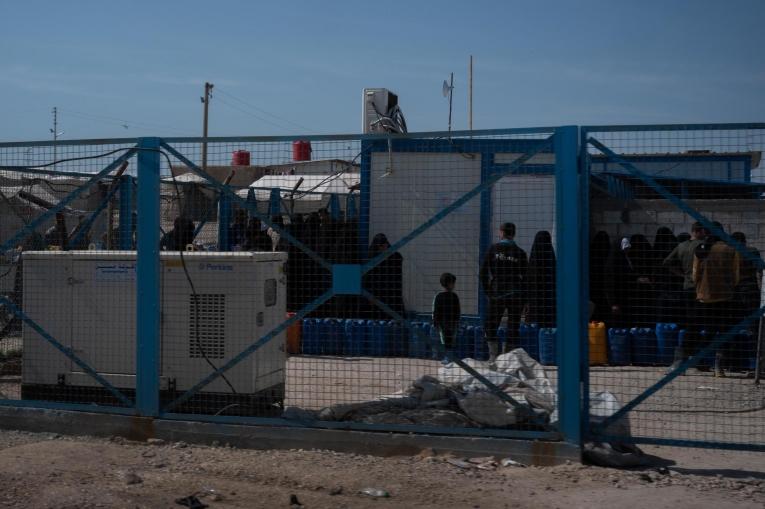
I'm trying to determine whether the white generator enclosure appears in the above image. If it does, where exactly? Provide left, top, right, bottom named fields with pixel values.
left=21, top=251, right=287, bottom=413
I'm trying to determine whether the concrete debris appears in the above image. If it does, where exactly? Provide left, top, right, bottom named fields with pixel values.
left=421, top=398, right=452, bottom=408
left=468, top=456, right=495, bottom=464
left=360, top=411, right=413, bottom=425
left=414, top=375, right=449, bottom=402
left=360, top=488, right=390, bottom=498
left=401, top=409, right=475, bottom=427
left=583, top=442, right=650, bottom=468
left=175, top=495, right=208, bottom=509
left=588, top=391, right=631, bottom=437
left=446, top=458, right=474, bottom=469
left=458, top=390, right=519, bottom=427
left=282, top=406, right=318, bottom=421
left=476, top=461, right=498, bottom=470
left=285, top=349, right=631, bottom=452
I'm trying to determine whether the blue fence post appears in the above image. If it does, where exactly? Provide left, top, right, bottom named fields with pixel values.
left=359, top=139, right=372, bottom=260
left=329, top=193, right=341, bottom=220
left=136, top=137, right=161, bottom=417
left=218, top=190, right=231, bottom=250
left=554, top=126, right=582, bottom=446
left=119, top=175, right=133, bottom=249
left=269, top=188, right=281, bottom=217
left=579, top=127, right=591, bottom=440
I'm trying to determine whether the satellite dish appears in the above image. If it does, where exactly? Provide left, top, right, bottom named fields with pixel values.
left=442, top=80, right=452, bottom=98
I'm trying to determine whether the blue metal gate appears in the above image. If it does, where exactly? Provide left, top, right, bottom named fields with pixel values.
left=582, top=123, right=765, bottom=450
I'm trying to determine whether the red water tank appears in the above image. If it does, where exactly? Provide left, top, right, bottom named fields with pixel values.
left=292, top=140, right=311, bottom=162
left=232, top=150, right=251, bottom=166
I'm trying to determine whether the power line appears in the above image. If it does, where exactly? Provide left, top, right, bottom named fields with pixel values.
left=215, top=88, right=316, bottom=133
left=215, top=96, right=304, bottom=134
left=59, top=108, right=197, bottom=136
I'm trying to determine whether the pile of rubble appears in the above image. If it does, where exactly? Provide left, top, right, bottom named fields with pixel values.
left=283, top=349, right=561, bottom=428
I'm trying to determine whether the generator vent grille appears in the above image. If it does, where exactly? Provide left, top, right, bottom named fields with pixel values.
left=188, top=293, right=225, bottom=359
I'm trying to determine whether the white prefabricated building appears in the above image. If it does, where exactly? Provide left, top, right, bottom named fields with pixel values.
left=368, top=151, right=556, bottom=316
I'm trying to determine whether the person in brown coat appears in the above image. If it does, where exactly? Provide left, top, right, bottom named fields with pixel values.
left=691, top=222, right=740, bottom=377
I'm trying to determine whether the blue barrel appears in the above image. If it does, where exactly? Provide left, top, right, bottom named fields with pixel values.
left=630, top=327, right=657, bottom=366
left=607, top=328, right=630, bottom=366
left=344, top=319, right=365, bottom=356
left=362, top=320, right=377, bottom=356
left=539, top=328, right=557, bottom=365
left=655, top=323, right=679, bottom=365
left=520, top=323, right=540, bottom=360
left=474, top=326, right=489, bottom=360
left=320, top=319, right=341, bottom=356
left=454, top=325, right=471, bottom=360
left=428, top=323, right=443, bottom=359
left=317, top=319, right=330, bottom=355
left=302, top=318, right=319, bottom=355
left=388, top=321, right=406, bottom=357
left=369, top=320, right=388, bottom=357
left=497, top=327, right=507, bottom=353
left=462, top=325, right=477, bottom=360
left=408, top=322, right=428, bottom=359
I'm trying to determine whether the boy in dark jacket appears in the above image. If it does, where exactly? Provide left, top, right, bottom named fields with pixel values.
left=433, top=272, right=461, bottom=361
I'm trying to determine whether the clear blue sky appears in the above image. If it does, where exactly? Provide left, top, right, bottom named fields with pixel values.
left=1, top=0, right=763, bottom=141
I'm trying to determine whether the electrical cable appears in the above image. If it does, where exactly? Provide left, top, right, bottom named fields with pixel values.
left=155, top=148, right=238, bottom=395
left=369, top=102, right=407, bottom=134
left=215, top=88, right=316, bottom=133
left=1, top=146, right=239, bottom=396
left=1, top=147, right=133, bottom=170
left=60, top=108, right=197, bottom=136
left=215, top=96, right=304, bottom=134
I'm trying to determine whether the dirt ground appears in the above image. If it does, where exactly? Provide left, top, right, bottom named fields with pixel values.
left=0, top=429, right=762, bottom=509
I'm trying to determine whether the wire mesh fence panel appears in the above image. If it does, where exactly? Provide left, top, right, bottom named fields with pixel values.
left=156, top=130, right=564, bottom=437
left=0, top=140, right=139, bottom=409
left=584, top=125, right=765, bottom=447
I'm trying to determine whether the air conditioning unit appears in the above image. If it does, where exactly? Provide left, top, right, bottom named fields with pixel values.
left=363, top=88, right=407, bottom=134
left=21, top=250, right=287, bottom=415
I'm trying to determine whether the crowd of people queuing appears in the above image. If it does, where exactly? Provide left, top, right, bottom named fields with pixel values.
left=159, top=206, right=762, bottom=373
left=590, top=222, right=762, bottom=375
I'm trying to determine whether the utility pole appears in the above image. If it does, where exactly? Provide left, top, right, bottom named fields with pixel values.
left=468, top=56, right=473, bottom=132
left=447, top=72, right=454, bottom=134
left=50, top=107, right=63, bottom=164
left=201, top=82, right=214, bottom=172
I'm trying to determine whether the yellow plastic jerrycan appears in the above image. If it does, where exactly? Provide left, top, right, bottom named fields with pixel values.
left=588, top=321, right=608, bottom=365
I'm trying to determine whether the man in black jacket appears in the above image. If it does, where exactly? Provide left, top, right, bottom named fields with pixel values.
left=480, top=222, right=528, bottom=362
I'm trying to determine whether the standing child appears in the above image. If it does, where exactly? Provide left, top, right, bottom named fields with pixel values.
left=433, top=273, right=461, bottom=361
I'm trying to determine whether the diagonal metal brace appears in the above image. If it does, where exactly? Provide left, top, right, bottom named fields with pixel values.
left=361, top=290, right=542, bottom=423
left=68, top=180, right=122, bottom=249
left=0, top=295, right=134, bottom=407
left=588, top=137, right=764, bottom=271
left=0, top=148, right=137, bottom=254
left=594, top=305, right=765, bottom=433
left=163, top=289, right=335, bottom=413
left=362, top=137, right=553, bottom=276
